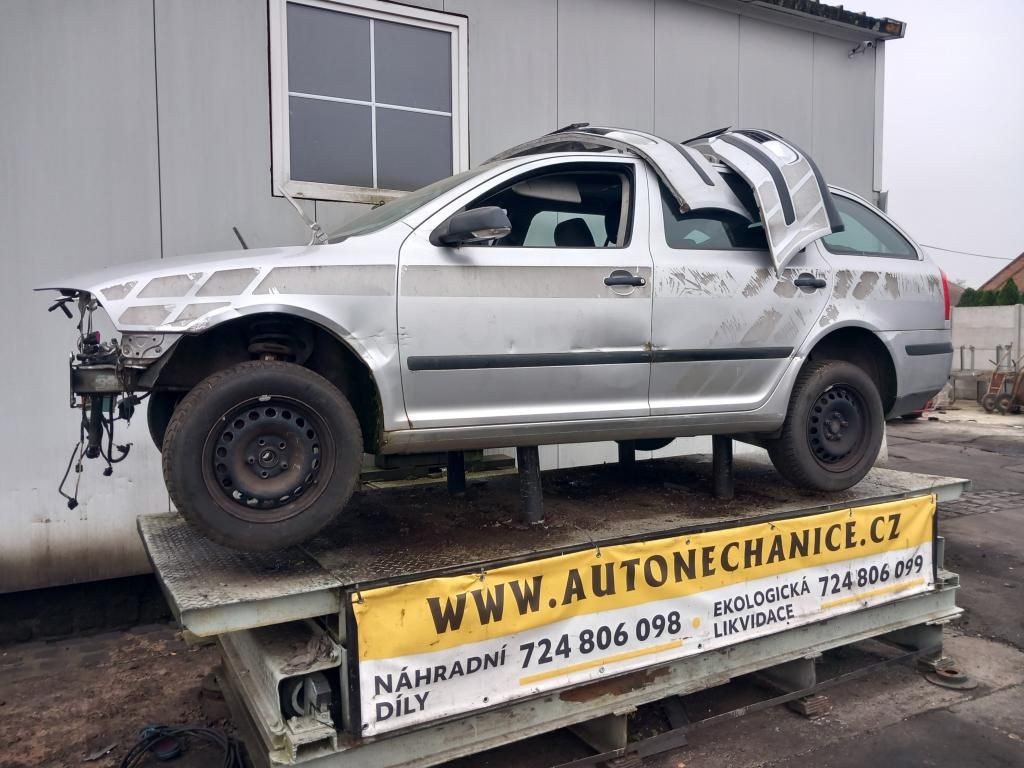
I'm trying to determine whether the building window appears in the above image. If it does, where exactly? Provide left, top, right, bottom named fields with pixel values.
left=270, top=0, right=468, bottom=203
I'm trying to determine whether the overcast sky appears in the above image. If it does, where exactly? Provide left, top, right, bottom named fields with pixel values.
left=852, top=0, right=1024, bottom=287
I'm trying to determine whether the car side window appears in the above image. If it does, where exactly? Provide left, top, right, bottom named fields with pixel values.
left=660, top=184, right=768, bottom=251
left=464, top=164, right=632, bottom=248
left=821, top=196, right=917, bottom=259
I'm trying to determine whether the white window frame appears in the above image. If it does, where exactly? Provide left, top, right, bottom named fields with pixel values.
left=269, top=0, right=469, bottom=204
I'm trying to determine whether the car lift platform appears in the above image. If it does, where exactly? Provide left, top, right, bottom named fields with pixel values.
left=139, top=455, right=970, bottom=768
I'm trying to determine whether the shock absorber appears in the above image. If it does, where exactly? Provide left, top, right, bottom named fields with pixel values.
left=84, top=395, right=106, bottom=459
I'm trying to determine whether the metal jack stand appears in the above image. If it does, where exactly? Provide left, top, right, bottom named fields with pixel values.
left=712, top=436, right=734, bottom=500
left=617, top=440, right=636, bottom=470
left=446, top=451, right=466, bottom=495
left=516, top=446, right=545, bottom=526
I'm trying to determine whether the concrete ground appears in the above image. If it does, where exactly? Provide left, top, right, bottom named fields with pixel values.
left=0, top=404, right=1021, bottom=767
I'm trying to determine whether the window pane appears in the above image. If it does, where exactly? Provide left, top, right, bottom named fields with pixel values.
left=524, top=212, right=607, bottom=247
left=662, top=186, right=767, bottom=250
left=821, top=197, right=916, bottom=258
left=287, top=3, right=370, bottom=101
left=289, top=96, right=373, bottom=187
left=375, top=108, right=452, bottom=190
left=374, top=20, right=452, bottom=112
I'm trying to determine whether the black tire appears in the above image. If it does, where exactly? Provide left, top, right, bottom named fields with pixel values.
left=982, top=393, right=998, bottom=412
left=619, top=437, right=675, bottom=452
left=767, top=360, right=884, bottom=492
left=146, top=391, right=183, bottom=451
left=161, top=360, right=363, bottom=551
left=995, top=393, right=1013, bottom=415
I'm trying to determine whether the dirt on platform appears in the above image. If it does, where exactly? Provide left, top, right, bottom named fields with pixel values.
left=0, top=624, right=221, bottom=768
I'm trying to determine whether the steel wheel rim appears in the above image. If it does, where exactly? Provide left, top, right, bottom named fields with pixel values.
left=201, top=396, right=335, bottom=523
left=806, top=384, right=868, bottom=472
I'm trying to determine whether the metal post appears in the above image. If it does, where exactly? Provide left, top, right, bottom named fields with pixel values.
left=446, top=451, right=466, bottom=495
left=516, top=446, right=544, bottom=526
left=712, top=436, right=734, bottom=500
left=617, top=440, right=636, bottom=470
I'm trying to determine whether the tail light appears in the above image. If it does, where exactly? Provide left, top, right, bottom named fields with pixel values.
left=940, top=269, right=951, bottom=321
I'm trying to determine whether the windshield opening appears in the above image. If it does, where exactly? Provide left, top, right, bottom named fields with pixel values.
left=327, top=167, right=490, bottom=242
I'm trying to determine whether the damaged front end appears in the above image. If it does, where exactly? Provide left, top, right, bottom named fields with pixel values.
left=48, top=289, right=179, bottom=508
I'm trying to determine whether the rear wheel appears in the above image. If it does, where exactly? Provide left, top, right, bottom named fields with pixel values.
left=767, top=360, right=884, bottom=492
left=995, top=393, right=1014, bottom=415
left=982, top=393, right=998, bottom=412
left=161, top=360, right=363, bottom=551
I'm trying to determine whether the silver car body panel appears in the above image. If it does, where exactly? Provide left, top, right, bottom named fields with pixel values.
left=688, top=129, right=844, bottom=271
left=488, top=126, right=752, bottom=219
left=398, top=154, right=654, bottom=429
left=644, top=165, right=834, bottom=416
left=43, top=134, right=949, bottom=452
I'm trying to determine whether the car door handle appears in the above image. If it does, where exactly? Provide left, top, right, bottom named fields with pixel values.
left=604, top=271, right=646, bottom=287
left=794, top=274, right=827, bottom=289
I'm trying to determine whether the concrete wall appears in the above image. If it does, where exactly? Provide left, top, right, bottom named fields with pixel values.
left=0, top=0, right=885, bottom=591
left=951, top=306, right=1023, bottom=372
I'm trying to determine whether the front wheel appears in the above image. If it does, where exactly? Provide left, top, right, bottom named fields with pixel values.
left=161, top=361, right=363, bottom=551
left=767, top=360, right=884, bottom=492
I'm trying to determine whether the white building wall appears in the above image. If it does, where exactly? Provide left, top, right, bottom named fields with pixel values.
left=0, top=0, right=885, bottom=591
left=951, top=306, right=1023, bottom=371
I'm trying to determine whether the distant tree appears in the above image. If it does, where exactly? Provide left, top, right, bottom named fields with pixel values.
left=958, top=287, right=979, bottom=307
left=997, top=279, right=1021, bottom=305
left=979, top=289, right=999, bottom=306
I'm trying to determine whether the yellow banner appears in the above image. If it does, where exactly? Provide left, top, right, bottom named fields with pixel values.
left=353, top=495, right=935, bottom=661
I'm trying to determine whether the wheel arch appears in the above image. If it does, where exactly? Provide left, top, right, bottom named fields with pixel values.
left=803, top=324, right=898, bottom=415
left=147, top=308, right=384, bottom=452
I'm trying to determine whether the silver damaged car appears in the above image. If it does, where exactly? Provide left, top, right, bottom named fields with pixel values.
left=40, top=126, right=953, bottom=550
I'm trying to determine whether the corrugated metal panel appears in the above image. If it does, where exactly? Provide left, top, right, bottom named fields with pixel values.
left=0, top=0, right=167, bottom=593
left=738, top=15, right=814, bottom=149
left=811, top=33, right=876, bottom=198
left=654, top=0, right=740, bottom=140
left=0, top=0, right=889, bottom=591
left=153, top=0, right=315, bottom=257
left=443, top=0, right=558, bottom=164
left=557, top=0, right=656, bottom=132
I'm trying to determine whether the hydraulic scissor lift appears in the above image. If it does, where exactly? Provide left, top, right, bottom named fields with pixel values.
left=139, top=454, right=969, bottom=768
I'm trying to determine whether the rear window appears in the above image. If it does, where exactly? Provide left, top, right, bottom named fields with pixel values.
left=821, top=196, right=917, bottom=259
left=660, top=183, right=768, bottom=251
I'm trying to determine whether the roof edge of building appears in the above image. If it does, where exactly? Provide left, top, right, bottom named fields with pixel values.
left=697, top=0, right=906, bottom=42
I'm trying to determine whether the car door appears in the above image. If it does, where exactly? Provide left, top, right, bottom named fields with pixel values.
left=686, top=128, right=845, bottom=271
left=397, top=156, right=654, bottom=429
left=647, top=172, right=833, bottom=415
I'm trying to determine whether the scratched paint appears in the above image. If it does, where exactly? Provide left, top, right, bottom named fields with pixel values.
left=773, top=276, right=798, bottom=298
left=884, top=272, right=900, bottom=298
left=742, top=268, right=772, bottom=298
left=100, top=281, right=137, bottom=301
left=833, top=270, right=854, bottom=299
left=741, top=308, right=783, bottom=344
left=818, top=304, right=839, bottom=327
left=852, top=272, right=880, bottom=300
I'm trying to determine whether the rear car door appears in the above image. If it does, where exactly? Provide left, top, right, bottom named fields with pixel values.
left=398, top=156, right=654, bottom=429
left=647, top=174, right=833, bottom=415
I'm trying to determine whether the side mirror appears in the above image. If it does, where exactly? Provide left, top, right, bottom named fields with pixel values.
left=430, top=206, right=512, bottom=247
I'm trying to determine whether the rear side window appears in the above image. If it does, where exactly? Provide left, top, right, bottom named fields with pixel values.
left=660, top=185, right=768, bottom=251
left=821, top=196, right=917, bottom=259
